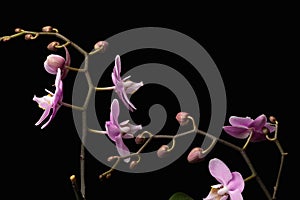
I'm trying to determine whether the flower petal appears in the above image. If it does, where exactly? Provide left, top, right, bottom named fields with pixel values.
left=250, top=130, right=267, bottom=142
left=124, top=80, right=144, bottom=94
left=35, top=107, right=51, bottom=126
left=61, top=46, right=70, bottom=79
left=105, top=121, right=120, bottom=141
left=227, top=172, right=244, bottom=193
left=115, top=135, right=130, bottom=163
left=249, top=114, right=267, bottom=130
left=110, top=99, right=120, bottom=126
left=223, top=126, right=250, bottom=139
left=228, top=189, right=244, bottom=200
left=203, top=186, right=221, bottom=200
left=229, top=116, right=253, bottom=127
left=265, top=123, right=276, bottom=133
left=113, top=55, right=122, bottom=82
left=209, top=158, right=232, bottom=185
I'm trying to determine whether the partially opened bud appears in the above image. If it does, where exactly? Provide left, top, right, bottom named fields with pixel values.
left=176, top=112, right=189, bottom=126
left=44, top=54, right=66, bottom=74
left=157, top=145, right=170, bottom=158
left=187, top=147, right=205, bottom=163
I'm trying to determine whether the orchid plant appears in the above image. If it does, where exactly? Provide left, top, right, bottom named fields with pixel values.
left=1, top=26, right=288, bottom=200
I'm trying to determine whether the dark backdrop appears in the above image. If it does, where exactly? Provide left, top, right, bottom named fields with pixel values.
left=1, top=5, right=293, bottom=200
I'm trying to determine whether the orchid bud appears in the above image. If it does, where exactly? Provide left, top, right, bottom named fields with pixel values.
left=176, top=112, right=189, bottom=126
left=129, top=160, right=139, bottom=169
left=47, top=41, right=60, bottom=51
left=135, top=134, right=145, bottom=144
left=25, top=34, right=34, bottom=40
left=157, top=145, right=170, bottom=158
left=42, top=26, right=53, bottom=32
left=44, top=54, right=66, bottom=75
left=2, top=36, right=10, bottom=42
left=269, top=116, right=277, bottom=123
left=14, top=28, right=23, bottom=33
left=187, top=147, right=205, bottom=163
left=94, top=41, right=108, bottom=51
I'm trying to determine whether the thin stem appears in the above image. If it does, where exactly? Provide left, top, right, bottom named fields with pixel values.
left=66, top=66, right=86, bottom=72
left=95, top=86, right=115, bottom=91
left=242, top=131, right=253, bottom=150
left=60, top=101, right=84, bottom=111
left=70, top=175, right=85, bottom=200
left=272, top=139, right=288, bottom=199
left=80, top=111, right=87, bottom=198
left=88, top=128, right=107, bottom=135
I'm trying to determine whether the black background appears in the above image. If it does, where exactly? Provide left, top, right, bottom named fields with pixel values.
left=1, top=4, right=293, bottom=200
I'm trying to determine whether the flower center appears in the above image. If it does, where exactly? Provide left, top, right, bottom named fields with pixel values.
left=217, top=186, right=229, bottom=196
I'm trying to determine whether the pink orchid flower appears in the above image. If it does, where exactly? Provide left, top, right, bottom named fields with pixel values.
left=112, top=55, right=143, bottom=112
left=33, top=68, right=63, bottom=129
left=105, top=99, right=142, bottom=162
left=204, top=158, right=244, bottom=200
left=223, top=114, right=276, bottom=142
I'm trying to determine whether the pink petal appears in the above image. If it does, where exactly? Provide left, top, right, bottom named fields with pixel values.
left=35, top=107, right=51, bottom=126
left=124, top=81, right=144, bottom=94
left=105, top=121, right=120, bottom=141
left=121, top=89, right=136, bottom=111
left=112, top=55, right=121, bottom=82
left=209, top=158, right=232, bottom=185
left=223, top=126, right=250, bottom=139
left=265, top=123, right=276, bottom=133
left=228, top=189, right=244, bottom=200
left=249, top=114, right=267, bottom=130
left=61, top=46, right=70, bottom=79
left=110, top=99, right=120, bottom=126
left=227, top=172, right=244, bottom=192
left=115, top=135, right=130, bottom=163
left=115, top=55, right=121, bottom=76
left=229, top=116, right=253, bottom=127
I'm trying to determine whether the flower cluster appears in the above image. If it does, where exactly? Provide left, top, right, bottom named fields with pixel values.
left=1, top=26, right=287, bottom=200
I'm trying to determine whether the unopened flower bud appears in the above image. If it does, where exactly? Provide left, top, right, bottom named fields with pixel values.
left=14, top=28, right=23, bottom=33
left=94, top=41, right=108, bottom=51
left=176, top=112, right=189, bottom=126
left=269, top=116, right=277, bottom=123
left=157, top=145, right=170, bottom=158
left=187, top=147, right=205, bottom=163
left=44, top=54, right=66, bottom=75
left=24, top=34, right=34, bottom=40
left=106, top=173, right=111, bottom=179
left=2, top=36, right=10, bottom=42
left=135, top=134, right=145, bottom=144
left=107, top=156, right=117, bottom=162
left=42, top=26, right=53, bottom=32
left=129, top=160, right=139, bottom=169
left=47, top=41, right=60, bottom=51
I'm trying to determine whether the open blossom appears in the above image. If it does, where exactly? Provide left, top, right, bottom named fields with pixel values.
left=203, top=158, right=244, bottom=200
left=33, top=68, right=63, bottom=129
left=223, top=114, right=276, bottom=142
left=112, top=55, right=143, bottom=112
left=44, top=46, right=70, bottom=79
left=105, top=99, right=142, bottom=162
